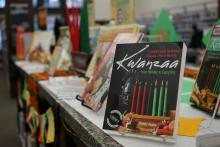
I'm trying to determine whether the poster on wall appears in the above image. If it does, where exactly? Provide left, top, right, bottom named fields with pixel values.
left=103, top=42, right=187, bottom=138
left=190, top=25, right=220, bottom=116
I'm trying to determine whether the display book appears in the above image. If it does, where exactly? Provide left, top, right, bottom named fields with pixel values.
left=80, top=32, right=144, bottom=111
left=190, top=25, right=220, bottom=116
left=28, top=31, right=55, bottom=64
left=89, top=26, right=101, bottom=52
left=85, top=24, right=141, bottom=78
left=16, top=31, right=51, bottom=62
left=103, top=42, right=187, bottom=139
left=48, top=26, right=72, bottom=76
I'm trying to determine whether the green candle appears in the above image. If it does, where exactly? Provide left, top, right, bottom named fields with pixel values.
left=152, top=80, right=157, bottom=116
left=157, top=81, right=164, bottom=116
left=212, top=65, right=218, bottom=92
left=163, top=81, right=168, bottom=116
left=217, top=83, right=220, bottom=94
left=216, top=72, right=220, bottom=94
left=214, top=69, right=220, bottom=94
left=216, top=66, right=220, bottom=93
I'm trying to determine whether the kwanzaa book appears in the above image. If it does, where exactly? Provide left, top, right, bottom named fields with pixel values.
left=81, top=33, right=143, bottom=111
left=190, top=25, right=220, bottom=116
left=103, top=42, right=187, bottom=138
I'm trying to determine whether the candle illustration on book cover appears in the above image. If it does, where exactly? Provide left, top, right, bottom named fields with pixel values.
left=213, top=66, right=220, bottom=94
left=215, top=69, right=220, bottom=94
left=210, top=65, right=218, bottom=91
left=190, top=25, right=220, bottom=116
left=218, top=66, right=220, bottom=93
left=131, top=81, right=137, bottom=113
left=136, top=82, right=142, bottom=114
left=141, top=82, right=147, bottom=115
left=146, top=83, right=152, bottom=115
left=157, top=81, right=164, bottom=116
left=152, top=80, right=158, bottom=116
left=163, top=81, right=168, bottom=116
left=206, top=64, right=214, bottom=88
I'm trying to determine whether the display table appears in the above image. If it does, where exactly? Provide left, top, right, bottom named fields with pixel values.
left=14, top=61, right=220, bottom=147
left=39, top=77, right=220, bottom=147
left=38, top=79, right=123, bottom=147
left=15, top=61, right=48, bottom=75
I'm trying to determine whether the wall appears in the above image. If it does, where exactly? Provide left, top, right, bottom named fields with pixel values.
left=135, top=0, right=217, bottom=18
left=94, top=0, right=111, bottom=21
left=94, top=0, right=217, bottom=21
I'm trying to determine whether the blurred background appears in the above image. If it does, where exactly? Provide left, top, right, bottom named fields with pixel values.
left=0, top=0, right=219, bottom=146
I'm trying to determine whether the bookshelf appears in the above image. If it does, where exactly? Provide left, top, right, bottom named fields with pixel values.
left=143, top=1, right=218, bottom=46
left=173, top=8, right=217, bottom=46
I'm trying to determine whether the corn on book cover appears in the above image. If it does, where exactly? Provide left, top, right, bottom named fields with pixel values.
left=103, top=42, right=186, bottom=137
left=190, top=25, right=220, bottom=116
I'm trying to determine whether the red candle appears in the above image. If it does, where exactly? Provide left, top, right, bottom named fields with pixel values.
left=141, top=82, right=147, bottom=115
left=136, top=82, right=142, bottom=114
left=146, top=83, right=152, bottom=114
left=130, top=81, right=137, bottom=112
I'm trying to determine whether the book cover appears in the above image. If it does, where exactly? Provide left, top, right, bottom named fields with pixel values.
left=85, top=42, right=111, bottom=78
left=190, top=25, right=220, bottom=116
left=29, top=31, right=55, bottom=54
left=89, top=26, right=101, bottom=52
left=85, top=24, right=140, bottom=78
left=48, top=46, right=62, bottom=76
left=203, top=19, right=220, bottom=47
left=98, top=24, right=140, bottom=42
left=81, top=33, right=143, bottom=111
left=103, top=42, right=187, bottom=138
left=23, top=32, right=33, bottom=60
left=56, top=27, right=72, bottom=71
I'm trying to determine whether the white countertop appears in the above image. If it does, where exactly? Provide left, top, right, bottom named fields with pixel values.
left=15, top=61, right=48, bottom=74
left=39, top=77, right=220, bottom=147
